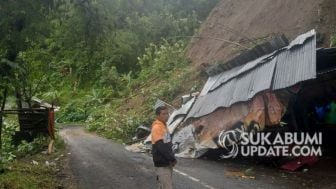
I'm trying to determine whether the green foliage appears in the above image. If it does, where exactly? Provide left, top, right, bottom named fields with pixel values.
left=0, top=0, right=218, bottom=90
left=1, top=0, right=217, bottom=101
left=57, top=99, right=88, bottom=122
left=86, top=110, right=148, bottom=143
left=331, top=34, right=336, bottom=47
left=56, top=88, right=116, bottom=122
left=85, top=40, right=192, bottom=142
left=0, top=0, right=218, bottom=144
left=0, top=117, right=19, bottom=166
left=16, top=136, right=48, bottom=157
left=0, top=136, right=66, bottom=189
left=41, top=89, right=63, bottom=105
left=0, top=116, right=49, bottom=169
left=0, top=0, right=56, bottom=107
left=0, top=163, right=58, bottom=189
left=137, top=40, right=189, bottom=80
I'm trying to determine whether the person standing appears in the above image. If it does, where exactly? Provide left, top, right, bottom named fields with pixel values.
left=151, top=106, right=176, bottom=189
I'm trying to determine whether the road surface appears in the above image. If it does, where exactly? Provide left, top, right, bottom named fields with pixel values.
left=60, top=126, right=336, bottom=189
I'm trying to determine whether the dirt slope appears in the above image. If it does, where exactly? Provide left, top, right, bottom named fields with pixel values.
left=118, top=0, right=335, bottom=116
left=187, top=0, right=336, bottom=69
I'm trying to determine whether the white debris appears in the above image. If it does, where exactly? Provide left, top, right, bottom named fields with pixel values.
left=32, top=160, right=39, bottom=165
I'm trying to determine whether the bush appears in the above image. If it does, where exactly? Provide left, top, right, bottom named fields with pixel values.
left=137, top=40, right=189, bottom=81
left=57, top=99, right=88, bottom=122
left=1, top=117, right=18, bottom=167
left=58, top=40, right=192, bottom=143
left=0, top=116, right=49, bottom=169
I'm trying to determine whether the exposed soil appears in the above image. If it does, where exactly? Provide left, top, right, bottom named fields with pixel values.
left=57, top=148, right=78, bottom=189
left=187, top=0, right=336, bottom=69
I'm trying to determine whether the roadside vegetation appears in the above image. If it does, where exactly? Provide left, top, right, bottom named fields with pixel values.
left=1, top=1, right=335, bottom=188
left=0, top=0, right=218, bottom=187
left=0, top=115, right=68, bottom=189
left=1, top=0, right=218, bottom=141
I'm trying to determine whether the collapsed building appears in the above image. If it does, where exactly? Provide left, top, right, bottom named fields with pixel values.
left=133, top=30, right=336, bottom=160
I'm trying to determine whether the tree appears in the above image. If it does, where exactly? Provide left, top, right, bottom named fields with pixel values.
left=0, top=0, right=56, bottom=107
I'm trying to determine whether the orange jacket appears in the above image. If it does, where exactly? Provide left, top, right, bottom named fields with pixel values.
left=151, top=119, right=168, bottom=144
left=151, top=119, right=175, bottom=167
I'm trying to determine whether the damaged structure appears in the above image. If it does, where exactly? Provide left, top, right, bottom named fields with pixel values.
left=174, top=30, right=317, bottom=157
left=130, top=30, right=336, bottom=160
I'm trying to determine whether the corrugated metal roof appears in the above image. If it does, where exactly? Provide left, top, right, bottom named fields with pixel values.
left=187, top=59, right=276, bottom=118
left=206, top=35, right=289, bottom=76
left=209, top=55, right=273, bottom=92
left=272, top=36, right=316, bottom=90
left=167, top=96, right=196, bottom=125
left=199, top=73, right=222, bottom=96
left=186, top=30, right=317, bottom=119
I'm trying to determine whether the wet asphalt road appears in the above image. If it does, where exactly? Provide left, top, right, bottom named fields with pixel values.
left=60, top=127, right=336, bottom=189
left=60, top=127, right=208, bottom=189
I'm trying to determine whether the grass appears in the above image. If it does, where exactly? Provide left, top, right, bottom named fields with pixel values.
left=0, top=161, right=58, bottom=189
left=0, top=135, right=75, bottom=189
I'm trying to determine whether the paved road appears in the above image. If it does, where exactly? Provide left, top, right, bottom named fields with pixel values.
left=60, top=127, right=336, bottom=189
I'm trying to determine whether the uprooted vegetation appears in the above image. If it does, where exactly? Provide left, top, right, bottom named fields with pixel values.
left=67, top=41, right=202, bottom=142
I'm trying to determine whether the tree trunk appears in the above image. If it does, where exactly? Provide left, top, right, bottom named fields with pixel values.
left=15, top=87, right=22, bottom=109
left=0, top=89, right=8, bottom=149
